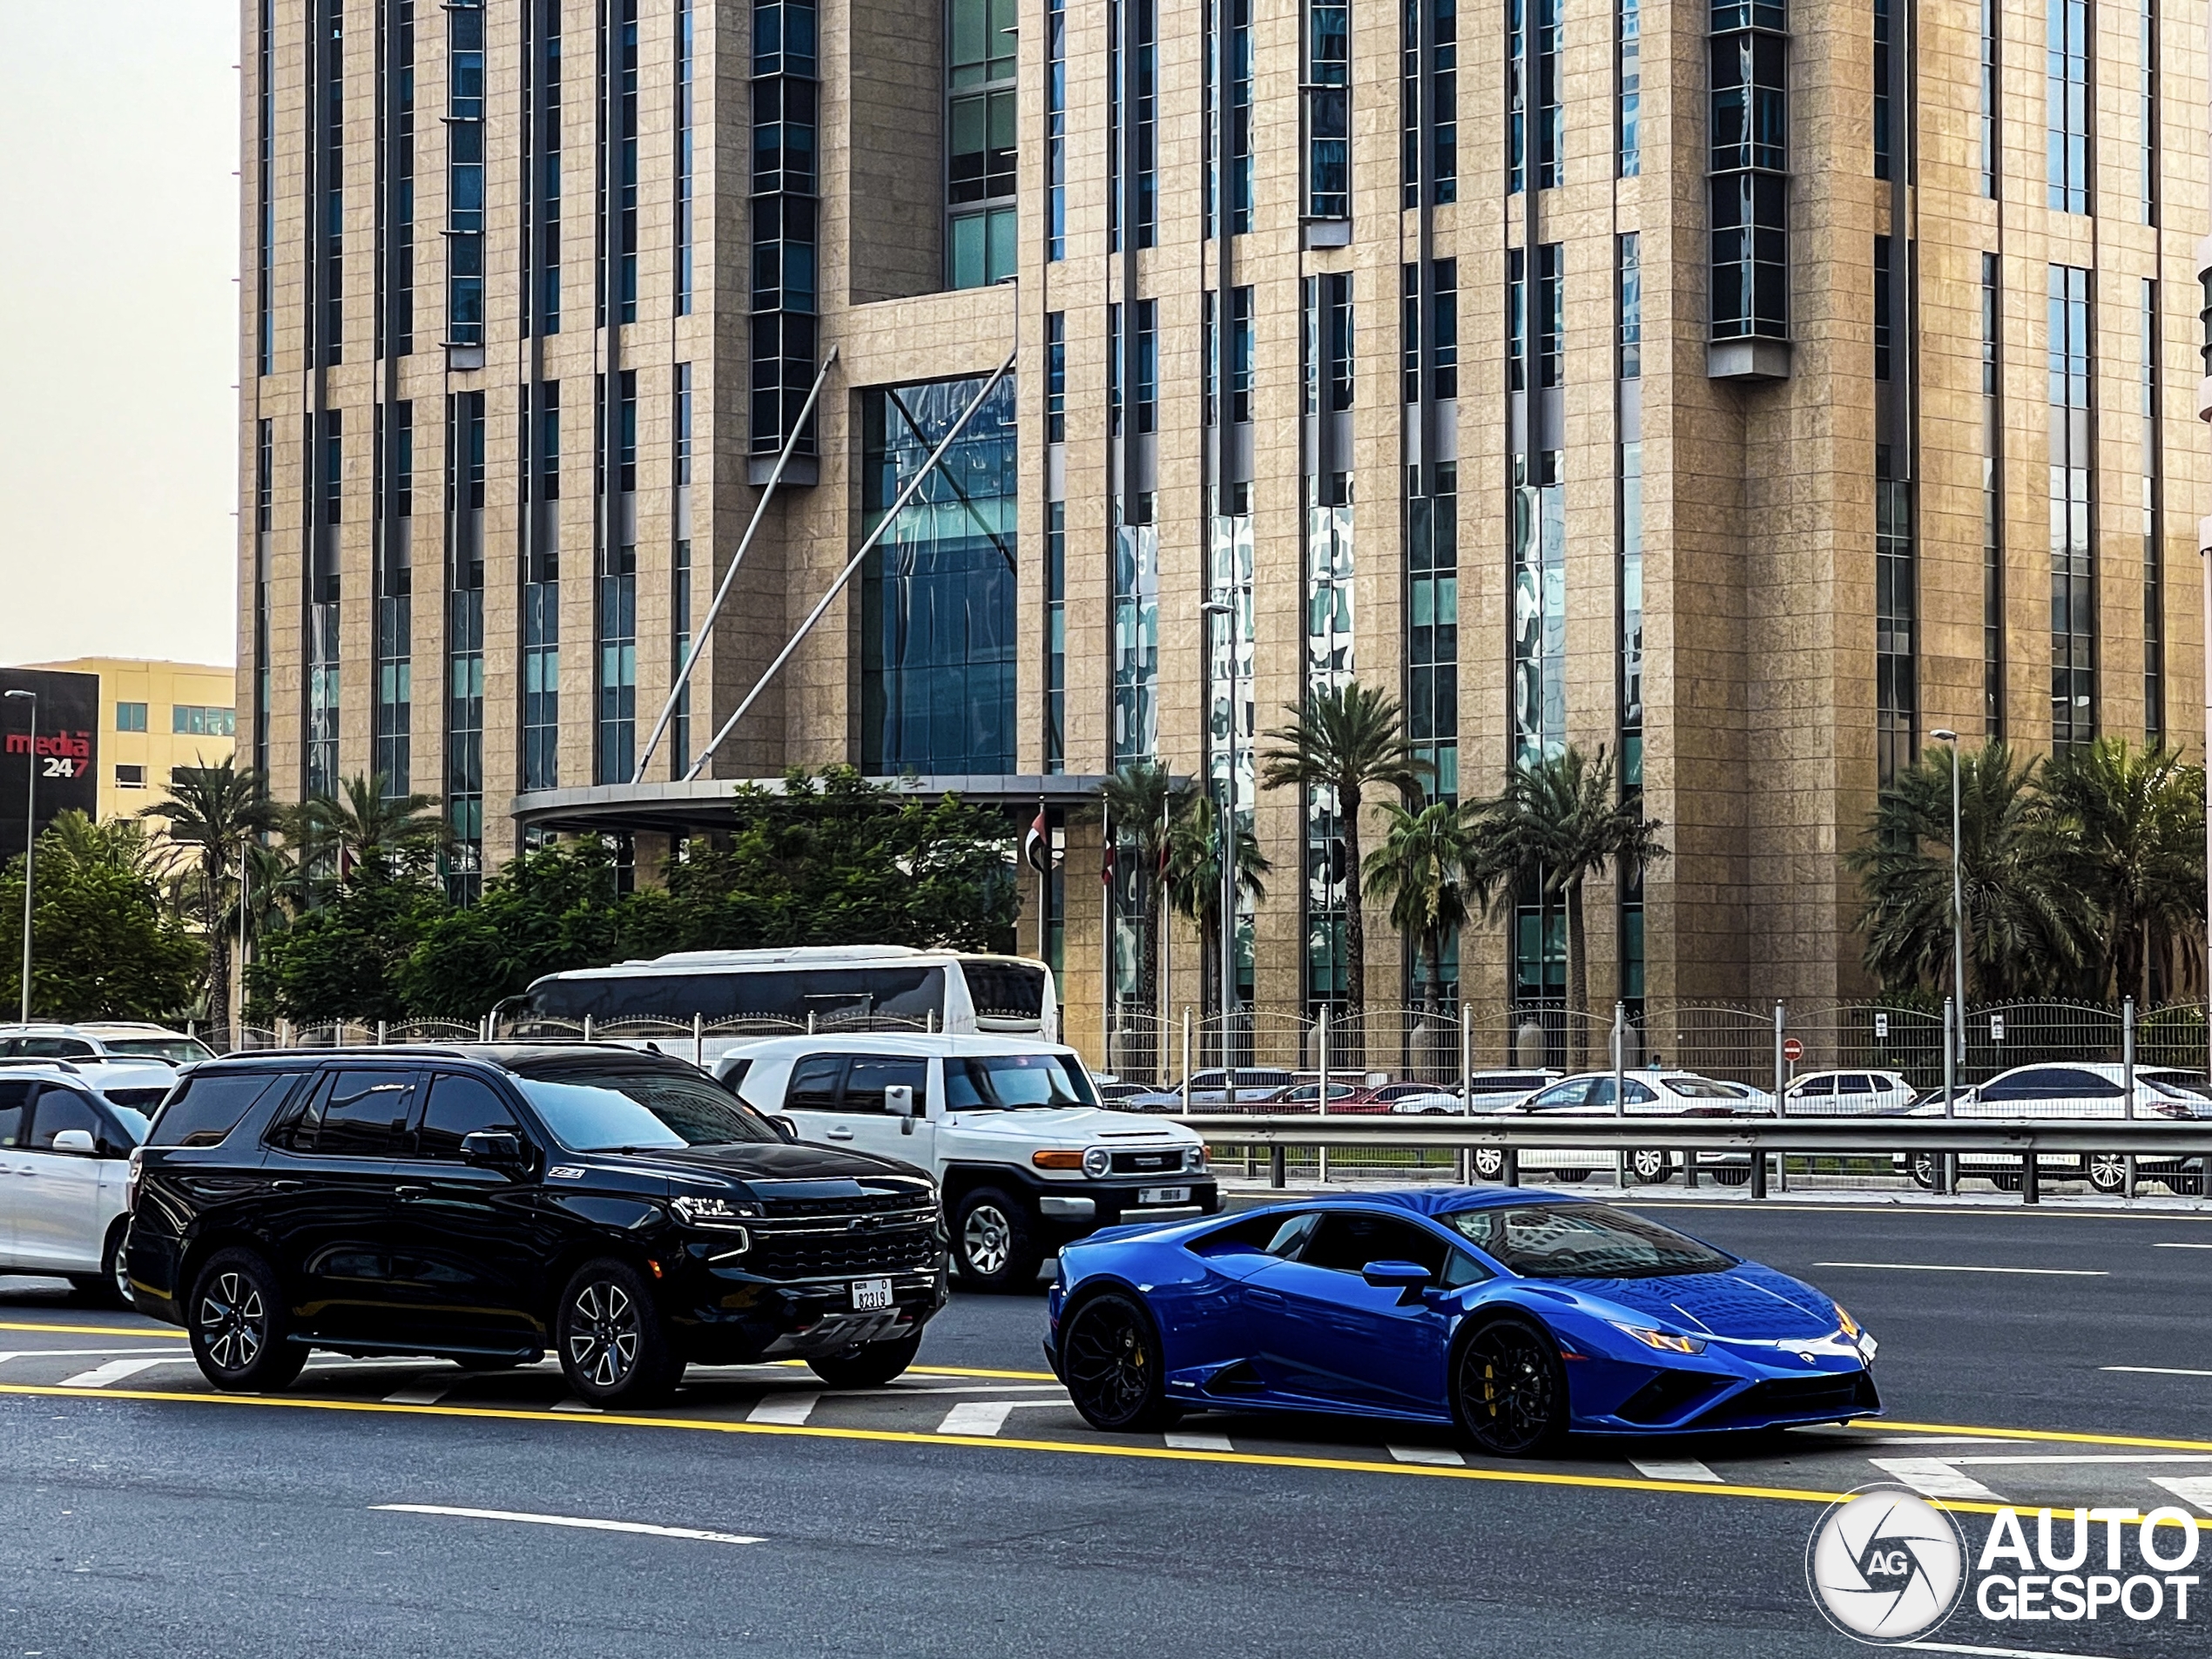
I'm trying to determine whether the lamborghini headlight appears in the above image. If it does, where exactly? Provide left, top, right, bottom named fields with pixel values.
left=1834, top=1304, right=1861, bottom=1339
left=1608, top=1320, right=1707, bottom=1355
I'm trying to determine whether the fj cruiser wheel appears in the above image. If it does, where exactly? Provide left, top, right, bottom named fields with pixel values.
left=1062, top=1291, right=1180, bottom=1433
left=806, top=1331, right=924, bottom=1387
left=954, top=1188, right=1042, bottom=1292
left=1451, top=1314, right=1567, bottom=1458
left=556, top=1258, right=685, bottom=1408
left=188, top=1249, right=308, bottom=1393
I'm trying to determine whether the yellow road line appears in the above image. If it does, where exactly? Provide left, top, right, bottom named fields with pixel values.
left=0, top=1320, right=182, bottom=1340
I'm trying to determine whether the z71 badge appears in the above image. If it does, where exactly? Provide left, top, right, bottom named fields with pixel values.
left=547, top=1165, right=587, bottom=1180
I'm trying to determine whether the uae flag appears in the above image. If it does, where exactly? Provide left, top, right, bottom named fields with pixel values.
left=1023, top=810, right=1050, bottom=874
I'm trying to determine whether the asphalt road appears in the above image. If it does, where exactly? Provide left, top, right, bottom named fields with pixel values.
left=3, top=1199, right=2208, bottom=1658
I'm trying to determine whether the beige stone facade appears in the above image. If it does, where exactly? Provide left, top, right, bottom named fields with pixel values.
left=240, top=0, right=2208, bottom=1063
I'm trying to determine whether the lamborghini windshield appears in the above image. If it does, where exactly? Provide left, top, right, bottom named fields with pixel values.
left=1443, top=1203, right=1737, bottom=1279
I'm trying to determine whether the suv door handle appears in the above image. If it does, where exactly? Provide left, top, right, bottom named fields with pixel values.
left=825, top=1127, right=854, bottom=1141
left=395, top=1186, right=430, bottom=1201
left=270, top=1179, right=304, bottom=1191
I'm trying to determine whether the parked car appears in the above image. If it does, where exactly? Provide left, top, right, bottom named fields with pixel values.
left=1047, top=1191, right=1880, bottom=1453
left=1388, top=1071, right=1562, bottom=1115
left=0, top=1064, right=150, bottom=1306
left=1121, top=1069, right=1296, bottom=1113
left=71, top=1022, right=217, bottom=1067
left=1474, top=1071, right=1764, bottom=1186
left=1895, top=1062, right=2212, bottom=1193
left=1780, top=1069, right=1916, bottom=1115
left=718, top=1035, right=1216, bottom=1291
left=1261, top=1080, right=1375, bottom=1110
left=126, top=1043, right=948, bottom=1406
left=0, top=1025, right=183, bottom=1111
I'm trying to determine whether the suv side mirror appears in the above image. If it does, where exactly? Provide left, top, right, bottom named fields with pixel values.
left=1359, top=1259, right=1434, bottom=1305
left=767, top=1115, right=799, bottom=1143
left=886, top=1083, right=917, bottom=1134
left=461, top=1130, right=525, bottom=1167
left=49, top=1129, right=97, bottom=1156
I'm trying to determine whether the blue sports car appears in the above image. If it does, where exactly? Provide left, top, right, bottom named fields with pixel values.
left=1043, top=1189, right=1880, bottom=1455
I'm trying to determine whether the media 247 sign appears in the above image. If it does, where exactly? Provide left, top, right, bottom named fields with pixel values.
left=0, top=666, right=98, bottom=859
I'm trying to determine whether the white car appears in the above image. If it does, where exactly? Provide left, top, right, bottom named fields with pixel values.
left=0, top=1063, right=152, bottom=1305
left=1780, top=1069, right=1916, bottom=1115
left=71, top=1022, right=218, bottom=1067
left=0, top=1024, right=192, bottom=1113
left=719, top=1035, right=1216, bottom=1290
left=1899, top=1062, right=2212, bottom=1194
left=1474, top=1070, right=1764, bottom=1187
left=1388, top=1070, right=1561, bottom=1114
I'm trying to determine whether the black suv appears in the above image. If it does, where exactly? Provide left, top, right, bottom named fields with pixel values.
left=125, top=1044, right=947, bottom=1406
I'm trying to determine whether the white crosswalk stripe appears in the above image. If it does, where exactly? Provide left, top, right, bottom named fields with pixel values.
left=1869, top=1457, right=2004, bottom=1501
left=58, top=1357, right=174, bottom=1389
left=1164, top=1431, right=1235, bottom=1453
left=1389, top=1445, right=1467, bottom=1467
left=1629, top=1459, right=1721, bottom=1483
left=2149, top=1476, right=2212, bottom=1514
left=748, top=1392, right=820, bottom=1426
left=383, top=1386, right=451, bottom=1406
left=935, top=1399, right=1069, bottom=1436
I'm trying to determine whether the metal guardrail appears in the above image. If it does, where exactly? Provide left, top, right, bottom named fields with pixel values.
left=1169, top=1112, right=2212, bottom=1204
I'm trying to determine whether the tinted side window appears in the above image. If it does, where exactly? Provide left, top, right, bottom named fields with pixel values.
left=1189, top=1211, right=1291, bottom=1257
left=784, top=1056, right=846, bottom=1109
left=19, top=1037, right=97, bottom=1059
left=1981, top=1069, right=2058, bottom=1102
left=29, top=1087, right=105, bottom=1151
left=313, top=1070, right=417, bottom=1156
left=152, top=1072, right=292, bottom=1149
left=1794, top=1076, right=1835, bottom=1096
left=2044, top=1069, right=2123, bottom=1098
left=1301, top=1212, right=1453, bottom=1277
left=415, top=1074, right=522, bottom=1160
left=844, top=1057, right=927, bottom=1113
left=0, top=1079, right=33, bottom=1146
left=1527, top=1079, right=1594, bottom=1109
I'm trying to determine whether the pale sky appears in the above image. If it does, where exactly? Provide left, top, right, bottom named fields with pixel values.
left=0, top=3, right=239, bottom=669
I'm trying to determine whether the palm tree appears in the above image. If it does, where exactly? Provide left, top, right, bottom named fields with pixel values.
left=1364, top=799, right=1487, bottom=1035
left=147, top=759, right=278, bottom=1028
left=1097, top=760, right=1192, bottom=1075
left=289, top=773, right=446, bottom=883
left=1163, top=798, right=1271, bottom=1028
left=1258, top=681, right=1428, bottom=1042
left=1845, top=741, right=2090, bottom=1000
left=1468, top=745, right=1668, bottom=1069
left=2039, top=738, right=2204, bottom=1002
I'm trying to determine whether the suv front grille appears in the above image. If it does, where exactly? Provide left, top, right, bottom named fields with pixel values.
left=759, top=1189, right=931, bottom=1219
left=1108, top=1148, right=1186, bottom=1176
left=745, top=1227, right=941, bottom=1281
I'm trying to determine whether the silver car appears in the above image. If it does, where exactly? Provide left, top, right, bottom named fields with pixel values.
left=1900, top=1062, right=2212, bottom=1193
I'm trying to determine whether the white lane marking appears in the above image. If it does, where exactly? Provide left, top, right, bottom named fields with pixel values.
left=747, top=1392, right=819, bottom=1426
left=371, top=1504, right=761, bottom=1545
left=383, top=1387, right=450, bottom=1406
left=935, top=1399, right=1068, bottom=1436
left=1869, top=1458, right=2005, bottom=1501
left=1389, top=1445, right=1467, bottom=1467
left=1629, top=1458, right=1721, bottom=1483
left=2151, top=1242, right=2212, bottom=1250
left=1848, top=1436, right=2021, bottom=1446
left=57, top=1357, right=175, bottom=1389
left=2103, top=1365, right=2212, bottom=1377
left=1946, top=1453, right=2212, bottom=1467
left=1813, top=1262, right=2108, bottom=1278
left=0, top=1348, right=191, bottom=1363
left=2150, top=1476, right=2212, bottom=1514
left=1164, top=1431, right=1234, bottom=1453
left=1902, top=1642, right=2135, bottom=1658
left=550, top=1399, right=602, bottom=1414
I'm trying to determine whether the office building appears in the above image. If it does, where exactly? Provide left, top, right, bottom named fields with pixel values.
left=23, top=659, right=239, bottom=828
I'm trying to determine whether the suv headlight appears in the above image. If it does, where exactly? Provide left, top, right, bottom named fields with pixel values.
left=1185, top=1144, right=1210, bottom=1173
left=671, top=1195, right=756, bottom=1237
left=1082, top=1147, right=1112, bottom=1178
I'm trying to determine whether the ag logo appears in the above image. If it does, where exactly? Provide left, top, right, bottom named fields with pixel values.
left=1806, top=1486, right=1967, bottom=1642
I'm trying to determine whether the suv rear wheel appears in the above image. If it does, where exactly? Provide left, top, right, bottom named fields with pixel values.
left=189, top=1248, right=308, bottom=1393
left=556, top=1258, right=685, bottom=1408
left=806, top=1330, right=924, bottom=1387
left=953, top=1188, right=1042, bottom=1292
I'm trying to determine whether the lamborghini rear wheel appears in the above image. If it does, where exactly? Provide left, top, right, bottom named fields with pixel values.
left=1452, top=1314, right=1567, bottom=1458
left=1062, top=1291, right=1181, bottom=1433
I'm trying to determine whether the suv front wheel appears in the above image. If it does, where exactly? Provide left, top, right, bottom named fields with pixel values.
left=556, top=1258, right=685, bottom=1408
left=953, top=1187, right=1042, bottom=1292
left=189, top=1248, right=308, bottom=1393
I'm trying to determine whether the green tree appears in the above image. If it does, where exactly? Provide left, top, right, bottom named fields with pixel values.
left=1258, top=681, right=1428, bottom=1042
left=1098, top=760, right=1190, bottom=1057
left=249, top=861, right=447, bottom=1026
left=1845, top=741, right=2091, bottom=1001
left=1364, top=799, right=1486, bottom=1028
left=1468, top=745, right=1668, bottom=1067
left=1163, top=795, right=1270, bottom=1022
left=146, top=759, right=280, bottom=1025
left=399, top=840, right=629, bottom=1017
left=2038, top=738, right=2204, bottom=1002
left=287, top=773, right=446, bottom=888
left=0, top=819, right=204, bottom=1021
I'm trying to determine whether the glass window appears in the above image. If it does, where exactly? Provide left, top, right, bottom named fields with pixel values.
left=784, top=1055, right=845, bottom=1109
left=1526, top=1078, right=1595, bottom=1109
left=515, top=1063, right=774, bottom=1149
left=100, top=1036, right=216, bottom=1064
left=945, top=1054, right=1098, bottom=1109
left=0, top=1080, right=28, bottom=1147
left=1661, top=1076, right=1743, bottom=1099
left=1445, top=1202, right=1737, bottom=1278
left=311, top=1069, right=419, bottom=1157
left=415, top=1074, right=523, bottom=1159
left=1300, top=1211, right=1455, bottom=1275
left=12, top=1037, right=97, bottom=1059
left=1264, top=1211, right=1321, bottom=1258
left=843, top=1056, right=928, bottom=1113
left=115, top=702, right=148, bottom=732
left=152, top=1071, right=293, bottom=1148
left=29, top=1087, right=105, bottom=1151
left=1793, top=1076, right=1836, bottom=1096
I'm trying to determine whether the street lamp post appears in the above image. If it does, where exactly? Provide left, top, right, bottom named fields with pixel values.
left=1202, top=596, right=1240, bottom=1059
left=4, top=689, right=37, bottom=1023
left=1932, top=728, right=1965, bottom=1196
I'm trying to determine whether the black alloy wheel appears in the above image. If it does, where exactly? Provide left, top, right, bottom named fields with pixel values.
left=1452, top=1314, right=1567, bottom=1457
left=1062, top=1291, right=1180, bottom=1433
left=189, top=1249, right=307, bottom=1393
left=556, top=1258, right=684, bottom=1407
left=954, top=1188, right=1042, bottom=1292
left=1470, top=1149, right=1507, bottom=1182
left=806, top=1330, right=925, bottom=1387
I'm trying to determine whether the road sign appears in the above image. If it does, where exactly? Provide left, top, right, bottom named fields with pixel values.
left=1782, top=1037, right=1804, bottom=1063
left=1873, top=1013, right=1890, bottom=1039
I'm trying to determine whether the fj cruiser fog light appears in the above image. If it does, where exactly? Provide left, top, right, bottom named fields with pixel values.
left=1082, top=1147, right=1112, bottom=1178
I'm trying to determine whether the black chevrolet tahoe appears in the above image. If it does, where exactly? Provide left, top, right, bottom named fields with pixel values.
left=124, top=1044, right=948, bottom=1407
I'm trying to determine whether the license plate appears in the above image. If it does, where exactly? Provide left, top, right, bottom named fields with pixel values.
left=1137, top=1186, right=1190, bottom=1205
left=850, top=1278, right=894, bottom=1312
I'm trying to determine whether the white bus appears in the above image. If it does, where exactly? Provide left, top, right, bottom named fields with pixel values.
left=502, top=946, right=1059, bottom=1047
